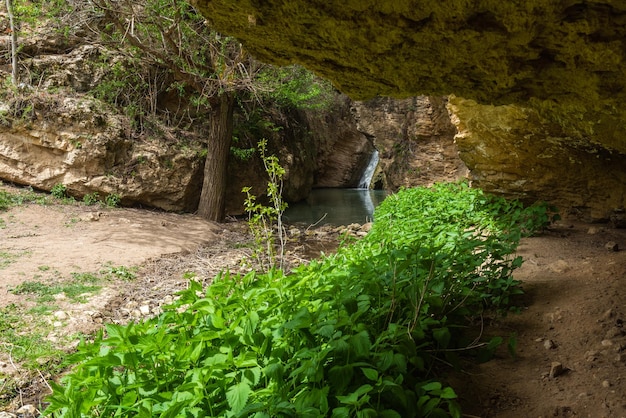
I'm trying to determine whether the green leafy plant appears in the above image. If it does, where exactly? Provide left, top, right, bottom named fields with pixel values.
left=242, top=139, right=288, bottom=272
left=104, top=193, right=121, bottom=208
left=45, top=183, right=554, bottom=417
left=82, top=192, right=100, bottom=206
left=101, top=264, right=137, bottom=281
left=50, top=183, right=67, bottom=199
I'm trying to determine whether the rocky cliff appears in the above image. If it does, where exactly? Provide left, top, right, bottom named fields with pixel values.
left=352, top=96, right=467, bottom=190
left=193, top=0, right=626, bottom=220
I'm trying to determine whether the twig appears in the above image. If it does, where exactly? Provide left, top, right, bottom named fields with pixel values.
left=37, top=368, right=53, bottom=392
left=305, top=213, right=328, bottom=233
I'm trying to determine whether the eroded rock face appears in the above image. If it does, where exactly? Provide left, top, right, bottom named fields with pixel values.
left=448, top=97, right=626, bottom=221
left=306, top=95, right=374, bottom=189
left=352, top=96, right=468, bottom=190
left=0, top=93, right=204, bottom=211
left=192, top=1, right=626, bottom=105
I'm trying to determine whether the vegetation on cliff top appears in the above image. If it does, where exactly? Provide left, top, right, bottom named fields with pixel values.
left=4, top=0, right=333, bottom=222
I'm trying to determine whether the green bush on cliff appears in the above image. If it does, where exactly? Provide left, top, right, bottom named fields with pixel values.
left=45, top=183, right=552, bottom=417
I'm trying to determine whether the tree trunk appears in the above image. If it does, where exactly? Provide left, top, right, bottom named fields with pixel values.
left=5, top=0, right=17, bottom=86
left=197, top=93, right=235, bottom=222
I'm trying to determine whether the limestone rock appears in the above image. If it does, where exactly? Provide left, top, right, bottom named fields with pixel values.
left=447, top=96, right=626, bottom=221
left=0, top=93, right=204, bottom=212
left=352, top=96, right=468, bottom=190
left=549, top=362, right=565, bottom=378
left=193, top=1, right=626, bottom=106
left=193, top=1, right=626, bottom=220
left=307, top=95, right=374, bottom=189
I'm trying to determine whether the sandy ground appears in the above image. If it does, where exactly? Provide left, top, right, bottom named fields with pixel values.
left=1, top=186, right=626, bottom=417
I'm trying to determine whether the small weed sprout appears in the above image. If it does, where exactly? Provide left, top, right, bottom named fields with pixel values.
left=242, top=139, right=287, bottom=272
left=82, top=192, right=100, bottom=205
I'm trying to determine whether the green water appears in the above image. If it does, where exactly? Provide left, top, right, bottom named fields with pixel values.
left=284, top=188, right=388, bottom=226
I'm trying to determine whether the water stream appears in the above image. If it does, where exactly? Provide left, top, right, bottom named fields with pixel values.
left=284, top=188, right=389, bottom=226
left=357, top=150, right=380, bottom=189
left=284, top=149, right=387, bottom=226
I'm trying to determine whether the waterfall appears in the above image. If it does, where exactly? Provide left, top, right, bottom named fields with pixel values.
left=357, top=150, right=379, bottom=189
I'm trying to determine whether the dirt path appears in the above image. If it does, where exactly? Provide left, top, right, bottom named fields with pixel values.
left=454, top=223, right=626, bottom=418
left=1, top=188, right=626, bottom=417
left=0, top=203, right=224, bottom=308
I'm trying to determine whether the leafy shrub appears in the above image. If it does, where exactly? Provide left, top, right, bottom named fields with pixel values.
left=104, top=194, right=121, bottom=208
left=45, top=183, right=553, bottom=417
left=82, top=192, right=100, bottom=206
left=51, top=183, right=67, bottom=199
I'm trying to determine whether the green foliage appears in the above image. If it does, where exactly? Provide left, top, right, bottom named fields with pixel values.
left=45, top=183, right=552, bottom=417
left=82, top=192, right=100, bottom=206
left=51, top=183, right=67, bottom=199
left=0, top=186, right=48, bottom=210
left=104, top=193, right=121, bottom=208
left=257, top=65, right=335, bottom=110
left=0, top=304, right=63, bottom=371
left=11, top=275, right=100, bottom=304
left=100, top=264, right=138, bottom=281
left=242, top=139, right=288, bottom=272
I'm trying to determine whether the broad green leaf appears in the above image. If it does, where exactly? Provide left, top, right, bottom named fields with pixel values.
left=421, top=381, right=442, bottom=392
left=432, top=327, right=451, bottom=348
left=331, top=407, right=350, bottom=418
left=226, top=381, right=251, bottom=414
left=361, top=367, right=378, bottom=382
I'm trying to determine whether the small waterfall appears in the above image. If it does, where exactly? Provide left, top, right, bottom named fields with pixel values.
left=357, top=150, right=379, bottom=189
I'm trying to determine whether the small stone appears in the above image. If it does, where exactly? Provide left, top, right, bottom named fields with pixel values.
left=16, top=404, right=37, bottom=415
left=139, top=305, right=151, bottom=316
left=544, top=339, right=556, bottom=350
left=601, top=339, right=614, bottom=347
left=602, top=380, right=611, bottom=388
left=548, top=260, right=569, bottom=273
left=585, top=350, right=599, bottom=361
left=53, top=310, right=68, bottom=320
left=53, top=321, right=63, bottom=328
left=606, top=328, right=624, bottom=339
left=549, top=362, right=564, bottom=378
left=131, top=309, right=142, bottom=319
left=587, top=227, right=599, bottom=235
left=360, top=222, right=373, bottom=232
left=602, top=309, right=615, bottom=320
left=605, top=241, right=619, bottom=251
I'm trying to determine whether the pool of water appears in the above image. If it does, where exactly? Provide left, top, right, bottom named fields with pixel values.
left=284, top=188, right=389, bottom=226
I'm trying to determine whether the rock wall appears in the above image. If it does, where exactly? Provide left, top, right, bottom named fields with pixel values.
left=448, top=97, right=626, bottom=221
left=191, top=0, right=626, bottom=221
left=0, top=93, right=204, bottom=211
left=305, top=95, right=374, bottom=189
left=352, top=96, right=468, bottom=190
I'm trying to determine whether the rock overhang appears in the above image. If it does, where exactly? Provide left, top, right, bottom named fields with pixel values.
left=191, top=0, right=626, bottom=218
left=192, top=1, right=626, bottom=104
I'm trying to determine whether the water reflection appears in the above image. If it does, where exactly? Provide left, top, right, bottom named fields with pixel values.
left=284, top=188, right=389, bottom=226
